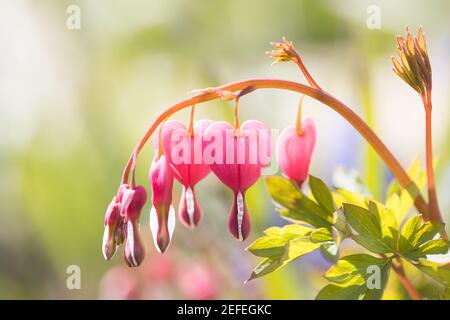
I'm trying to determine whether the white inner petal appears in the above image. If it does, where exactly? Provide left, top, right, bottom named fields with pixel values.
left=127, top=221, right=138, bottom=266
left=149, top=207, right=160, bottom=253
left=237, top=191, right=244, bottom=241
left=168, top=205, right=176, bottom=240
left=185, top=187, right=195, bottom=226
left=102, top=225, right=116, bottom=260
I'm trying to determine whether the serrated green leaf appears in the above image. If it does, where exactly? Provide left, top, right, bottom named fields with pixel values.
left=311, top=227, right=334, bottom=243
left=343, top=203, right=393, bottom=254
left=277, top=208, right=331, bottom=229
left=333, top=188, right=368, bottom=209
left=247, top=225, right=333, bottom=281
left=265, top=176, right=333, bottom=228
left=247, top=236, right=288, bottom=257
left=399, top=215, right=447, bottom=260
left=343, top=203, right=381, bottom=238
left=387, top=157, right=427, bottom=198
left=317, top=254, right=391, bottom=300
left=385, top=189, right=414, bottom=224
left=413, top=259, right=450, bottom=287
left=324, top=254, right=389, bottom=284
left=247, top=238, right=321, bottom=281
left=264, top=224, right=313, bottom=238
left=309, top=175, right=335, bottom=214
left=265, top=176, right=302, bottom=210
left=369, top=201, right=398, bottom=250
left=247, top=257, right=283, bottom=281
left=316, top=283, right=364, bottom=300
left=406, top=239, right=449, bottom=260
left=247, top=224, right=314, bottom=257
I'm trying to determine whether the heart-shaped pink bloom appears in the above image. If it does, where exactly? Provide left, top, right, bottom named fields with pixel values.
left=149, top=154, right=175, bottom=253
left=277, top=117, right=316, bottom=187
left=159, top=119, right=212, bottom=228
left=203, top=120, right=271, bottom=241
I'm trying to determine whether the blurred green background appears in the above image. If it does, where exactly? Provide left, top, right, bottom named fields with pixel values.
left=0, top=0, right=449, bottom=299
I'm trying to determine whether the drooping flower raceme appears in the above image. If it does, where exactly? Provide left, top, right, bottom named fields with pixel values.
left=203, top=120, right=271, bottom=241
left=277, top=118, right=316, bottom=187
left=160, top=119, right=212, bottom=228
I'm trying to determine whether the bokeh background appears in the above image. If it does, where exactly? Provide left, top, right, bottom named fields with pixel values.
left=0, top=0, right=449, bottom=299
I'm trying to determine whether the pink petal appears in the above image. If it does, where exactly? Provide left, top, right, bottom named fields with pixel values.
left=276, top=118, right=316, bottom=186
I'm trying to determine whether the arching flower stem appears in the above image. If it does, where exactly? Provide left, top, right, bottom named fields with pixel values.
left=120, top=78, right=436, bottom=228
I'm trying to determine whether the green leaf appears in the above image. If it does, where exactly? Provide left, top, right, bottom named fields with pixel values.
left=385, top=189, right=414, bottom=224
left=247, top=236, right=288, bottom=258
left=316, top=283, right=364, bottom=300
left=277, top=208, right=331, bottom=229
left=246, top=257, right=283, bottom=281
left=369, top=201, right=398, bottom=251
left=333, top=188, right=368, bottom=209
left=343, top=203, right=394, bottom=253
left=247, top=224, right=313, bottom=257
left=317, top=254, right=391, bottom=300
left=265, top=176, right=333, bottom=228
left=265, top=176, right=302, bottom=210
left=247, top=226, right=333, bottom=281
left=412, top=259, right=450, bottom=287
left=398, top=215, right=447, bottom=260
left=407, top=239, right=449, bottom=258
left=264, top=224, right=313, bottom=238
left=311, top=227, right=334, bottom=243
left=387, top=157, right=426, bottom=198
left=309, top=175, right=335, bottom=214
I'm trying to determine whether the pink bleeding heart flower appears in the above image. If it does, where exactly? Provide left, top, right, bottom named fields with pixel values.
left=149, top=152, right=176, bottom=253
left=102, top=197, right=121, bottom=260
left=277, top=117, right=316, bottom=187
left=203, top=120, right=271, bottom=241
left=160, top=119, right=212, bottom=228
left=121, top=185, right=147, bottom=267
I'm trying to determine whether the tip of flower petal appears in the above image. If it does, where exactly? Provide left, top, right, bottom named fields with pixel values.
left=150, top=205, right=176, bottom=254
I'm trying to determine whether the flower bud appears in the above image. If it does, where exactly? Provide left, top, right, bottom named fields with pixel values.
left=124, top=220, right=145, bottom=267
left=120, top=185, right=147, bottom=221
left=102, top=197, right=122, bottom=260
left=149, top=154, right=175, bottom=253
left=277, top=118, right=316, bottom=187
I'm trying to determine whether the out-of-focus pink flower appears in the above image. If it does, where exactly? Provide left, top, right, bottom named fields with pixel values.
left=160, top=120, right=212, bottom=228
left=203, top=120, right=271, bottom=241
left=99, top=265, right=140, bottom=300
left=175, top=263, right=220, bottom=300
left=277, top=118, right=316, bottom=187
left=149, top=153, right=175, bottom=254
